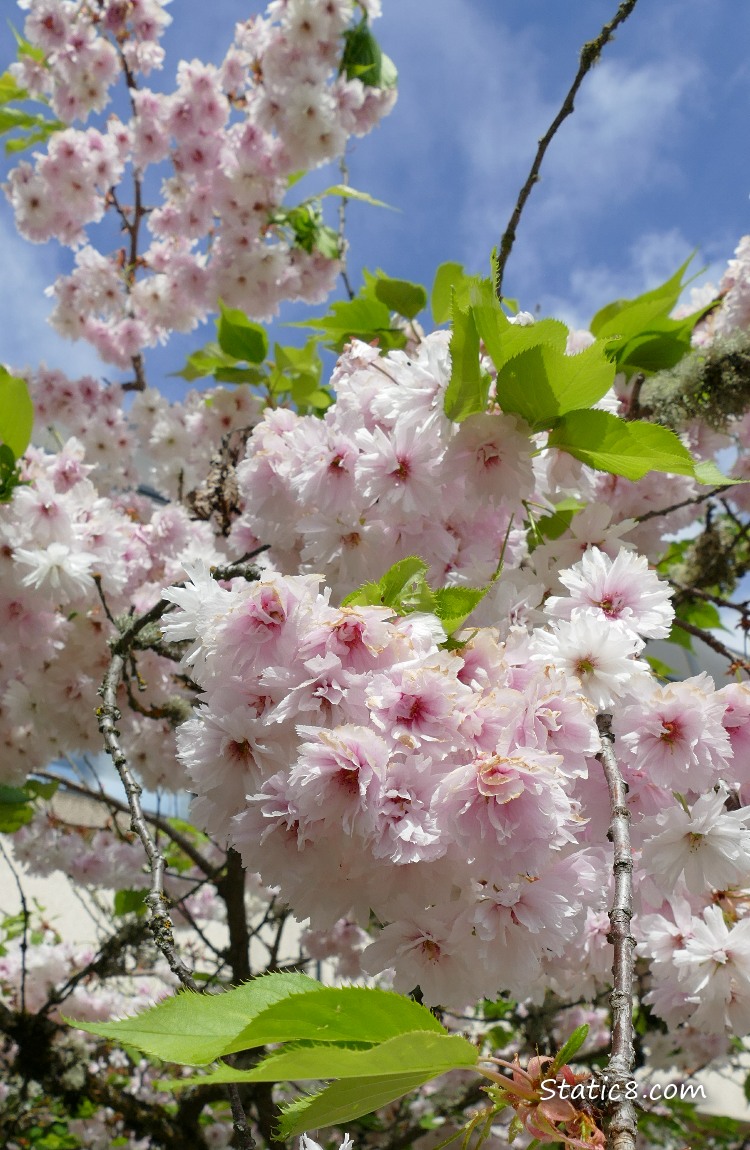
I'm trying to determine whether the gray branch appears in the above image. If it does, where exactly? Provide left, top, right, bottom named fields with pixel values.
left=596, top=713, right=638, bottom=1150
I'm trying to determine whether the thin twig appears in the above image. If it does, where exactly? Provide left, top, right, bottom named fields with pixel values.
left=672, top=618, right=750, bottom=677
left=495, top=0, right=641, bottom=300
left=98, top=643, right=199, bottom=991
left=0, top=840, right=29, bottom=1013
left=337, top=151, right=355, bottom=301
left=669, top=581, right=749, bottom=614
left=596, top=713, right=637, bottom=1150
left=635, top=485, right=726, bottom=524
left=95, top=557, right=264, bottom=1148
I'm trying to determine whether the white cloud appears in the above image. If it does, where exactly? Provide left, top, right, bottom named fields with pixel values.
left=458, top=52, right=701, bottom=287
left=0, top=215, right=103, bottom=379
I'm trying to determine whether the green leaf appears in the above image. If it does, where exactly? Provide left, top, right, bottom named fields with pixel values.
left=676, top=599, right=724, bottom=632
left=291, top=295, right=404, bottom=353
left=668, top=620, right=693, bottom=650
left=340, top=22, right=397, bottom=89
left=372, top=274, right=427, bottom=320
left=550, top=1025, right=589, bottom=1073
left=279, top=1072, right=433, bottom=1139
left=0, top=442, right=21, bottom=502
left=0, top=784, right=32, bottom=832
left=470, top=278, right=568, bottom=377
left=319, top=184, right=394, bottom=210
left=172, top=1031, right=477, bottom=1089
left=217, top=304, right=268, bottom=364
left=0, top=367, right=33, bottom=457
left=213, top=366, right=267, bottom=385
left=67, top=972, right=320, bottom=1066
left=444, top=293, right=486, bottom=422
left=0, top=784, right=30, bottom=804
left=378, top=556, right=430, bottom=605
left=173, top=344, right=244, bottom=382
left=494, top=341, right=614, bottom=431
left=528, top=498, right=583, bottom=546
left=693, top=459, right=744, bottom=487
left=646, top=655, right=677, bottom=680
left=113, top=889, right=147, bottom=917
left=590, top=256, right=696, bottom=336
left=0, top=71, right=28, bottom=104
left=172, top=1030, right=478, bottom=1090
left=342, top=556, right=435, bottom=615
left=547, top=409, right=699, bottom=480
left=431, top=262, right=466, bottom=325
left=589, top=256, right=714, bottom=374
left=223, top=984, right=445, bottom=1055
left=432, top=586, right=487, bottom=634
left=24, top=779, right=59, bottom=800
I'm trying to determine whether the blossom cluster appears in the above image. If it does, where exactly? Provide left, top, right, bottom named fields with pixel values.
left=140, top=293, right=750, bottom=1031
left=4, top=0, right=396, bottom=367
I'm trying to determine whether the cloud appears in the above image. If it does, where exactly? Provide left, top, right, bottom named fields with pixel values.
left=0, top=216, right=104, bottom=379
left=458, top=52, right=701, bottom=289
left=541, top=226, right=725, bottom=331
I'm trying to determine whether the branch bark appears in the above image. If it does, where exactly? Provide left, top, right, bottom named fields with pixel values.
left=596, top=713, right=637, bottom=1150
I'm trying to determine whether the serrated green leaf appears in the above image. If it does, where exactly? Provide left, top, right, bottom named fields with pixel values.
left=494, top=341, right=614, bottom=431
left=547, top=410, right=698, bottom=480
left=590, top=257, right=716, bottom=374
left=444, top=292, right=485, bottom=422
left=290, top=295, right=403, bottom=353
left=225, top=985, right=446, bottom=1055
left=590, top=255, right=696, bottom=336
left=550, top=1025, right=589, bottom=1073
left=693, top=460, right=743, bottom=487
left=66, top=972, right=320, bottom=1065
left=341, top=557, right=436, bottom=615
left=431, top=262, right=466, bottom=325
left=0, top=368, right=33, bottom=457
left=279, top=1072, right=432, bottom=1139
left=378, top=556, right=430, bottom=603
left=170, top=1031, right=477, bottom=1090
left=341, top=580, right=383, bottom=609
left=432, top=586, right=487, bottom=634
left=217, top=304, right=268, bottom=364
left=470, top=278, right=568, bottom=378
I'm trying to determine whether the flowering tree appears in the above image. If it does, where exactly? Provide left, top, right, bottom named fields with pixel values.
left=3, top=2, right=750, bottom=1150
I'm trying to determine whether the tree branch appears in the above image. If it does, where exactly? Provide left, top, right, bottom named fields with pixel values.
left=635, top=486, right=726, bottom=524
left=495, top=0, right=640, bottom=301
left=596, top=713, right=637, bottom=1150
left=0, top=838, right=30, bottom=1013
left=671, top=618, right=750, bottom=677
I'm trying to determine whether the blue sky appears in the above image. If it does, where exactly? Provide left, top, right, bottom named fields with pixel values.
left=1, top=0, right=749, bottom=389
